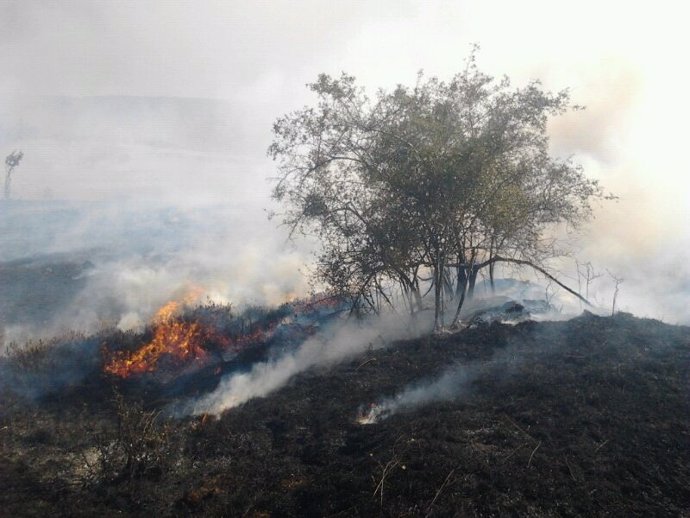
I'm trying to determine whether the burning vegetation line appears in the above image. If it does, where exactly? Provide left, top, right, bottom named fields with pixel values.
left=104, top=300, right=208, bottom=377
left=103, top=296, right=280, bottom=379
left=102, top=293, right=353, bottom=383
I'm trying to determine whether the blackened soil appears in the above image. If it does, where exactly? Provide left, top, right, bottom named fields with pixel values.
left=2, top=312, right=689, bottom=517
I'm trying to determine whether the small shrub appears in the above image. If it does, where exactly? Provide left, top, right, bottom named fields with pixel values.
left=87, top=392, right=171, bottom=485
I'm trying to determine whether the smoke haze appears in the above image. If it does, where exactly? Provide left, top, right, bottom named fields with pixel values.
left=0, top=0, right=688, bottom=344
left=0, top=200, right=311, bottom=346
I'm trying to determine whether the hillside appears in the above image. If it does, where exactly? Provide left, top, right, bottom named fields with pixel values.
left=1, top=310, right=688, bottom=516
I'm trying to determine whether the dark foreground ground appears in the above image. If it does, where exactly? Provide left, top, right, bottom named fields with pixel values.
left=1, top=312, right=689, bottom=517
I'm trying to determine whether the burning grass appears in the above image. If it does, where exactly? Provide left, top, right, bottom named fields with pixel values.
left=1, top=309, right=689, bottom=516
left=104, top=301, right=209, bottom=377
left=101, top=299, right=295, bottom=382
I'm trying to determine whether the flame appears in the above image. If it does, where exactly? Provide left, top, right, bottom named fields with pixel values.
left=356, top=403, right=386, bottom=425
left=104, top=293, right=281, bottom=379
left=105, top=299, right=207, bottom=378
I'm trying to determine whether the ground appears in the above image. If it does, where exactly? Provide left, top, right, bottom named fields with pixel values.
left=1, top=311, right=689, bottom=517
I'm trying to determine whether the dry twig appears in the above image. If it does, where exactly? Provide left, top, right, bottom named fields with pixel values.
left=595, top=439, right=609, bottom=453
left=528, top=441, right=541, bottom=467
left=502, top=414, right=538, bottom=444
left=356, top=358, right=377, bottom=370
left=373, top=456, right=401, bottom=508
left=425, top=468, right=455, bottom=517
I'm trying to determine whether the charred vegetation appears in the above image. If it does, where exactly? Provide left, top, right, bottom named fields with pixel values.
left=1, top=305, right=689, bottom=517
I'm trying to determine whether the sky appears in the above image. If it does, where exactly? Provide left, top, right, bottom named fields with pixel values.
left=1, top=0, right=689, bottom=323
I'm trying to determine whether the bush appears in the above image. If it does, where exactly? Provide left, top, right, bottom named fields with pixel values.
left=87, top=392, right=171, bottom=485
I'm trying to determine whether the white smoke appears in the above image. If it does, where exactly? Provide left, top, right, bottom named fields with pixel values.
left=0, top=199, right=313, bottom=348
left=357, top=331, right=548, bottom=424
left=182, top=312, right=431, bottom=416
left=358, top=364, right=481, bottom=424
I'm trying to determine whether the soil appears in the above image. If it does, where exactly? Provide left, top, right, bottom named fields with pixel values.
left=1, top=311, right=689, bottom=517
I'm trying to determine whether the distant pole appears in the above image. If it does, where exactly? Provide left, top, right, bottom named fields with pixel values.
left=4, top=150, right=23, bottom=200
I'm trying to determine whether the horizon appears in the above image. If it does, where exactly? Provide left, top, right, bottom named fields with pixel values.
left=1, top=0, right=689, bottom=328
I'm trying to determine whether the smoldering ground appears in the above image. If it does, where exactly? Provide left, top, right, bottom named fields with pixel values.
left=355, top=317, right=618, bottom=424
left=174, top=310, right=433, bottom=417
left=172, top=287, right=576, bottom=419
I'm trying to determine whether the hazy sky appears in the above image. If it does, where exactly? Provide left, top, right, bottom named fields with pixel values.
left=1, top=0, right=689, bottom=320
left=3, top=1, right=688, bottom=200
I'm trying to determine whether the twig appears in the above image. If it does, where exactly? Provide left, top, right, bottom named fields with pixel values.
left=527, top=441, right=541, bottom=467
left=356, top=358, right=377, bottom=370
left=483, top=256, right=593, bottom=306
left=502, top=442, right=528, bottom=462
left=606, top=270, right=623, bottom=316
left=565, top=457, right=577, bottom=482
left=425, top=468, right=455, bottom=517
left=373, top=456, right=400, bottom=507
left=502, top=414, right=538, bottom=443
left=595, top=439, right=609, bottom=453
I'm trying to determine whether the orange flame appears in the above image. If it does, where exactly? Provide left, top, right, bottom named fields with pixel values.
left=105, top=300, right=207, bottom=378
left=104, top=293, right=281, bottom=378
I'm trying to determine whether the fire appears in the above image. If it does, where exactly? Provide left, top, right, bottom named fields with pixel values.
left=104, top=294, right=282, bottom=379
left=356, top=403, right=386, bottom=425
left=105, top=300, right=207, bottom=378
left=215, top=323, right=276, bottom=352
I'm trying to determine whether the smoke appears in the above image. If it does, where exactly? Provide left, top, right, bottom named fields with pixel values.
left=0, top=199, right=312, bottom=348
left=178, top=312, right=432, bottom=416
left=358, top=363, right=482, bottom=424
left=0, top=1, right=688, bottom=353
left=358, top=324, right=558, bottom=424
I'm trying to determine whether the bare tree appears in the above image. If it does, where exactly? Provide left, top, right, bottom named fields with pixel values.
left=4, top=150, right=24, bottom=200
left=606, top=269, right=624, bottom=316
left=576, top=260, right=603, bottom=309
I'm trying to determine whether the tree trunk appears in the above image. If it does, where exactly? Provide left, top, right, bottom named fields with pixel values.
left=456, top=264, right=467, bottom=299
left=488, top=239, right=495, bottom=294
left=467, top=265, right=478, bottom=301
left=433, top=273, right=441, bottom=331
left=433, top=248, right=445, bottom=331
left=489, top=258, right=495, bottom=294
left=450, top=272, right=469, bottom=327
left=412, top=286, right=423, bottom=314
left=4, top=171, right=11, bottom=200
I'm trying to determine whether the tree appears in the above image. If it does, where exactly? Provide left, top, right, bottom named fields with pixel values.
left=269, top=51, right=604, bottom=330
left=4, top=150, right=24, bottom=200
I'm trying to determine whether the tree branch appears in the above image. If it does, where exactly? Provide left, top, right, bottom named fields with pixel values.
left=479, top=255, right=593, bottom=306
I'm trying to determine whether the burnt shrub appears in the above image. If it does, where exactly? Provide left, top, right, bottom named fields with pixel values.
left=86, top=392, right=172, bottom=485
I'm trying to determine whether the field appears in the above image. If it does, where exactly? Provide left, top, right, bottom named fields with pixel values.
left=1, top=304, right=688, bottom=517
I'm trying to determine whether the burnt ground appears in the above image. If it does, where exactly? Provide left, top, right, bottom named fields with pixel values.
left=0, top=254, right=94, bottom=332
left=1, top=311, right=689, bottom=517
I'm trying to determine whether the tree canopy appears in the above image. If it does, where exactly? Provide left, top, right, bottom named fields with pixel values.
left=269, top=53, right=604, bottom=330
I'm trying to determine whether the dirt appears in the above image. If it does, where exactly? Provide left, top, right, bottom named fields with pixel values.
left=1, top=311, right=689, bottom=517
